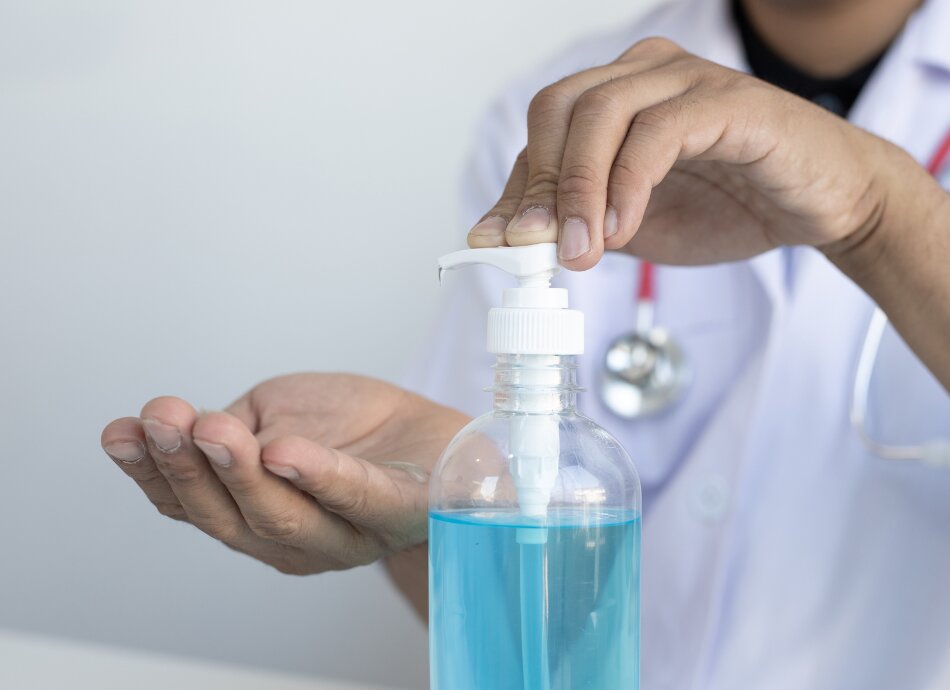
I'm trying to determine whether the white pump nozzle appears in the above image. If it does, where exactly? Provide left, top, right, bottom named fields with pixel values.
left=438, top=243, right=560, bottom=289
left=437, top=243, right=584, bottom=356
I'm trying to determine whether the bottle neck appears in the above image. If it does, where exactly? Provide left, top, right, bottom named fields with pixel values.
left=491, top=354, right=579, bottom=413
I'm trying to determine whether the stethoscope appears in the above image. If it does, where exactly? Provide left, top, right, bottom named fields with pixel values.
left=601, top=125, right=950, bottom=462
left=601, top=260, right=691, bottom=418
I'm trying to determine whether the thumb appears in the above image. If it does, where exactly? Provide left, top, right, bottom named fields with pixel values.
left=261, top=435, right=429, bottom=546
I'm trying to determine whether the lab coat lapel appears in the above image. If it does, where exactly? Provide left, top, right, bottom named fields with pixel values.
left=913, top=0, right=950, bottom=188
left=916, top=0, right=950, bottom=78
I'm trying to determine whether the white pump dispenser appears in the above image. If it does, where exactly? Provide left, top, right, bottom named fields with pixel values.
left=429, top=242, right=641, bottom=690
left=438, top=243, right=584, bottom=357
left=437, top=243, right=584, bottom=520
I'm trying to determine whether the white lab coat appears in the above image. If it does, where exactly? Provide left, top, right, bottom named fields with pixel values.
left=408, top=0, right=950, bottom=687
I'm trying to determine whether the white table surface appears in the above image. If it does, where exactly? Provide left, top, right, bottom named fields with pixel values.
left=0, top=628, right=398, bottom=690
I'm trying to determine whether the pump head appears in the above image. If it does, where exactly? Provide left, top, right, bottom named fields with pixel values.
left=437, top=243, right=584, bottom=356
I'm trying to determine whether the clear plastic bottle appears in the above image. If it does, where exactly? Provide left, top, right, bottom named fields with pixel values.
left=430, top=245, right=641, bottom=690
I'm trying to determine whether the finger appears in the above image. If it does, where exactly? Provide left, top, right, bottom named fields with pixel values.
left=467, top=149, right=529, bottom=248
left=193, top=412, right=360, bottom=556
left=507, top=47, right=681, bottom=251
left=223, top=392, right=259, bottom=434
left=140, top=396, right=257, bottom=548
left=607, top=91, right=746, bottom=261
left=262, top=436, right=428, bottom=549
left=615, top=35, right=687, bottom=64
left=556, top=65, right=694, bottom=269
left=101, top=416, right=186, bottom=521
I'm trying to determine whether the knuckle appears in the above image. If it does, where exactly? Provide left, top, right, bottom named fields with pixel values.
left=153, top=501, right=188, bottom=521
left=633, top=104, right=678, bottom=134
left=625, top=36, right=682, bottom=59
left=494, top=189, right=524, bottom=214
left=682, top=57, right=712, bottom=80
left=248, top=509, right=304, bottom=542
left=558, top=163, right=603, bottom=203
left=574, top=87, right=621, bottom=118
left=727, top=74, right=766, bottom=103
left=491, top=150, right=530, bottom=215
left=270, top=558, right=309, bottom=576
left=528, top=84, right=572, bottom=120
left=334, top=489, right=372, bottom=522
left=130, top=465, right=165, bottom=484
left=220, top=473, right=259, bottom=495
left=610, top=156, right=647, bottom=189
left=320, top=449, right=376, bottom=523
left=524, top=162, right=562, bottom=196
left=200, top=518, right=245, bottom=544
left=153, top=456, right=205, bottom=488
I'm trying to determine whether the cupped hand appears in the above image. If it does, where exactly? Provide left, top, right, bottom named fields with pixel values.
left=467, top=37, right=907, bottom=269
left=100, top=373, right=469, bottom=577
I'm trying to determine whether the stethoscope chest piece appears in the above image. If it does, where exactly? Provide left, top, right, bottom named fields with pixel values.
left=601, top=326, right=690, bottom=419
left=599, top=261, right=691, bottom=419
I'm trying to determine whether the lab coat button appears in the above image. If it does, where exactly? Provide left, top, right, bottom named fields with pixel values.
left=692, top=474, right=730, bottom=523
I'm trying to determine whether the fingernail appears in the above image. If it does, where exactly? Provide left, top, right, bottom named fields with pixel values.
left=264, top=462, right=299, bottom=481
left=142, top=419, right=182, bottom=453
left=468, top=216, right=507, bottom=243
left=510, top=206, right=551, bottom=235
left=104, top=441, right=146, bottom=464
left=604, top=206, right=619, bottom=238
left=559, top=217, right=591, bottom=260
left=194, top=439, right=232, bottom=469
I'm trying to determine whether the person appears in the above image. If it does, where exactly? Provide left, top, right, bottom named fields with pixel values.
left=101, top=0, right=950, bottom=686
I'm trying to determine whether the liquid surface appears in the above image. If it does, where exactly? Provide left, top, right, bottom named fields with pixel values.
left=429, top=509, right=640, bottom=690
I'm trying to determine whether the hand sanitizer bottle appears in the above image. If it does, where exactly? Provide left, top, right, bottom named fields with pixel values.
left=430, top=243, right=641, bottom=690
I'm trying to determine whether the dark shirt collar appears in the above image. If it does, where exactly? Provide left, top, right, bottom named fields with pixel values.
left=732, top=0, right=888, bottom=117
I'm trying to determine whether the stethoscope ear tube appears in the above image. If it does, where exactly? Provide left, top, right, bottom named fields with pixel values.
left=850, top=308, right=950, bottom=466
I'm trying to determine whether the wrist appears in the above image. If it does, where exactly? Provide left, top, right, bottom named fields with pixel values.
left=822, top=142, right=945, bottom=282
left=384, top=543, right=429, bottom=621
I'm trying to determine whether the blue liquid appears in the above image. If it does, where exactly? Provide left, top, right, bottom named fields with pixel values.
left=429, top=509, right=640, bottom=690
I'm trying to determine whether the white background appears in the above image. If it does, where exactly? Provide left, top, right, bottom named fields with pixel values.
left=0, top=1, right=655, bottom=687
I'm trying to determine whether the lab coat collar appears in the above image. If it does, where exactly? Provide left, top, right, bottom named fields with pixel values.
left=664, top=0, right=950, bottom=309
left=687, top=0, right=950, bottom=75
left=916, top=0, right=950, bottom=75
left=676, top=0, right=745, bottom=71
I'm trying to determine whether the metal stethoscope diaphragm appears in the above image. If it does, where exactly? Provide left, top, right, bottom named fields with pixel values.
left=600, top=261, right=690, bottom=419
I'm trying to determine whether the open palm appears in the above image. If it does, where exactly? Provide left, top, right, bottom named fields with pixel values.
left=101, top=373, right=469, bottom=577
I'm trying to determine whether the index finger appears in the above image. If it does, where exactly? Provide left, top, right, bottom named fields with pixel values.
left=193, top=412, right=365, bottom=559
left=557, top=61, right=694, bottom=269
left=261, top=435, right=429, bottom=551
left=507, top=42, right=683, bottom=257
left=101, top=416, right=186, bottom=521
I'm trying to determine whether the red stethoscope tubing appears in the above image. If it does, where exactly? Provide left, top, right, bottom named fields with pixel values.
left=636, top=258, right=655, bottom=303
left=636, top=125, right=950, bottom=303
left=927, top=127, right=950, bottom=176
